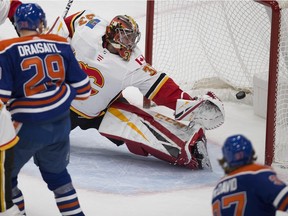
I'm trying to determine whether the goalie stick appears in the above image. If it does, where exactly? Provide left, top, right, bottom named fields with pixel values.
left=62, top=0, right=74, bottom=19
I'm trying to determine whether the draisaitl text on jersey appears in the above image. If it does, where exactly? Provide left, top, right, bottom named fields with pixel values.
left=17, top=42, right=61, bottom=57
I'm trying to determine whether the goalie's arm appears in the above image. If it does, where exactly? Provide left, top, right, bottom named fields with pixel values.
left=144, top=73, right=193, bottom=110
left=7, top=0, right=22, bottom=24
left=138, top=68, right=225, bottom=130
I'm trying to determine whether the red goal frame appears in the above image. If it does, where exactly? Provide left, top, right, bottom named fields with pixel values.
left=144, top=0, right=284, bottom=166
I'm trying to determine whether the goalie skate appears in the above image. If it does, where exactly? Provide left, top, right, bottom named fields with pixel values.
left=175, top=124, right=212, bottom=170
left=192, top=138, right=212, bottom=171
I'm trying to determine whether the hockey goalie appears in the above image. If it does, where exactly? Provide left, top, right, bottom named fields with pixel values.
left=49, top=10, right=225, bottom=170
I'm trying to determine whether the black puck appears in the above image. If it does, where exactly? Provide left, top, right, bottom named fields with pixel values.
left=236, top=91, right=246, bottom=99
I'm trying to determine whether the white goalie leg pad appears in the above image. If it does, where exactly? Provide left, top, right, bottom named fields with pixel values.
left=190, top=131, right=212, bottom=170
left=46, top=16, right=70, bottom=38
left=99, top=103, right=207, bottom=169
left=197, top=139, right=212, bottom=170
left=99, top=106, right=181, bottom=158
left=177, top=123, right=212, bottom=170
left=174, top=91, right=225, bottom=130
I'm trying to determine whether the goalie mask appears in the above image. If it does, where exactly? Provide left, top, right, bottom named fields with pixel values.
left=105, top=15, right=141, bottom=61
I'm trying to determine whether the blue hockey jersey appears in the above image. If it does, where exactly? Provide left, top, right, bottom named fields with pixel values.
left=0, top=34, right=91, bottom=122
left=212, top=163, right=288, bottom=216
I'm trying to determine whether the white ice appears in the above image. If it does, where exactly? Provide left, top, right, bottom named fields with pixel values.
left=1, top=1, right=287, bottom=215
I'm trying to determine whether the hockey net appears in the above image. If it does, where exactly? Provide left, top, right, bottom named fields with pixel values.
left=145, top=0, right=288, bottom=167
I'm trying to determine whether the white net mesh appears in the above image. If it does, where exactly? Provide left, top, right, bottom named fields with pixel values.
left=152, top=1, right=271, bottom=102
left=274, top=7, right=288, bottom=167
left=150, top=0, right=288, bottom=166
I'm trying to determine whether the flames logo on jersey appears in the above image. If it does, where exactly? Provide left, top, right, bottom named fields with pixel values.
left=78, top=61, right=104, bottom=96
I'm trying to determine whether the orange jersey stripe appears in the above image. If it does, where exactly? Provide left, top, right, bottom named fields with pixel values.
left=0, top=34, right=68, bottom=51
left=76, top=84, right=91, bottom=94
left=11, top=85, right=67, bottom=107
left=279, top=195, right=288, bottom=211
left=227, top=163, right=271, bottom=176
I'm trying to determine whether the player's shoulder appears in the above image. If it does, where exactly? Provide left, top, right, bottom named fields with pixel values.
left=0, top=36, right=25, bottom=52
left=69, top=11, right=107, bottom=45
left=226, top=163, right=275, bottom=179
left=40, top=34, right=69, bottom=44
left=70, top=10, right=108, bottom=29
left=0, top=34, right=69, bottom=52
left=216, top=164, right=274, bottom=188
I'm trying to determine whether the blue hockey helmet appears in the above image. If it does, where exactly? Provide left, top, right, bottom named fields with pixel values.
left=222, top=134, right=254, bottom=168
left=14, top=3, right=47, bottom=32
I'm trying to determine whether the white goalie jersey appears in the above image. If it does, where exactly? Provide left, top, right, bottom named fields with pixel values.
left=0, top=0, right=10, bottom=25
left=0, top=100, right=19, bottom=151
left=49, top=10, right=225, bottom=170
left=65, top=10, right=168, bottom=118
left=58, top=10, right=224, bottom=129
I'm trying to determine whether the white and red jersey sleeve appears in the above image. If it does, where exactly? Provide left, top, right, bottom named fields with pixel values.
left=0, top=0, right=10, bottom=25
left=0, top=0, right=21, bottom=25
left=129, top=50, right=193, bottom=110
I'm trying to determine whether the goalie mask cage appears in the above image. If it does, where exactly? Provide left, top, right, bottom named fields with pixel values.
left=144, top=0, right=288, bottom=167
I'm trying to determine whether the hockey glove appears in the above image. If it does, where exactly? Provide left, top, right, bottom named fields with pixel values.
left=174, top=91, right=225, bottom=130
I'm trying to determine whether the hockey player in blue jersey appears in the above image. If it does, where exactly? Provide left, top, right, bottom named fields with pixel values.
left=0, top=1, right=23, bottom=215
left=0, top=3, right=91, bottom=216
left=212, top=134, right=288, bottom=216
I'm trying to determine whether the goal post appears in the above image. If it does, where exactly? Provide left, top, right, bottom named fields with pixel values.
left=260, top=1, right=282, bottom=167
left=144, top=0, right=288, bottom=167
left=143, top=0, right=155, bottom=109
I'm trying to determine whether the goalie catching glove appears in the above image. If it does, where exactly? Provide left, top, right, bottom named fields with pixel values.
left=174, top=91, right=225, bottom=130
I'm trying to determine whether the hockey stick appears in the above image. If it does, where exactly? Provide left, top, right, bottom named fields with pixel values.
left=47, top=0, right=74, bottom=35
left=62, top=0, right=74, bottom=19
